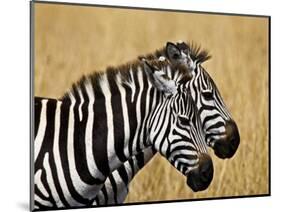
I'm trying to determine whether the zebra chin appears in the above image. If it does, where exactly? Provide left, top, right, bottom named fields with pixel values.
left=186, top=153, right=213, bottom=192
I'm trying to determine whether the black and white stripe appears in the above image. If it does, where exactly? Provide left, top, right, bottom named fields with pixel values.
left=33, top=58, right=210, bottom=210
left=92, top=41, right=240, bottom=205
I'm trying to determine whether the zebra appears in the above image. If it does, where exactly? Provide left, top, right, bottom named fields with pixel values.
left=33, top=57, right=213, bottom=210
left=92, top=41, right=240, bottom=205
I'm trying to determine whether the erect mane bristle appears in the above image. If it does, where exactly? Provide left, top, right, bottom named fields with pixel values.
left=185, top=41, right=211, bottom=63
left=138, top=41, right=211, bottom=64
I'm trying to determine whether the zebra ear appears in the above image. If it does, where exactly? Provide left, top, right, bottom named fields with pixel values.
left=166, top=42, right=182, bottom=61
left=143, top=60, right=177, bottom=96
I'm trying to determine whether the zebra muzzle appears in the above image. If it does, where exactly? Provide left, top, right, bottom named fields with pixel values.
left=186, top=153, right=213, bottom=192
left=213, top=120, right=240, bottom=159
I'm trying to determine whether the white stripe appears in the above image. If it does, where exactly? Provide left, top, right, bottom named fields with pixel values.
left=150, top=93, right=167, bottom=132
left=104, top=180, right=114, bottom=204
left=34, top=169, right=49, bottom=198
left=139, top=80, right=152, bottom=146
left=35, top=99, right=48, bottom=161
left=96, top=189, right=105, bottom=205
left=35, top=194, right=53, bottom=207
left=150, top=102, right=167, bottom=151
left=43, top=153, right=64, bottom=208
left=111, top=170, right=127, bottom=204
left=129, top=69, right=136, bottom=102
left=132, top=68, right=144, bottom=153
left=174, top=71, right=179, bottom=82
left=153, top=99, right=170, bottom=136
left=99, top=74, right=121, bottom=171
left=52, top=101, right=82, bottom=206
left=84, top=80, right=105, bottom=179
left=77, top=87, right=84, bottom=122
left=68, top=93, right=102, bottom=200
left=156, top=102, right=172, bottom=155
left=206, top=117, right=225, bottom=130
left=190, top=127, right=202, bottom=152
left=200, top=109, right=219, bottom=125
left=167, top=65, right=172, bottom=79
left=116, top=73, right=130, bottom=158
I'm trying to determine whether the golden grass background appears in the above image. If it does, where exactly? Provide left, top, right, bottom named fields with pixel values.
left=34, top=3, right=269, bottom=203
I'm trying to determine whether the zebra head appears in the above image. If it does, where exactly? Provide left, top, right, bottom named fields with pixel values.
left=143, top=59, right=213, bottom=192
left=165, top=41, right=240, bottom=159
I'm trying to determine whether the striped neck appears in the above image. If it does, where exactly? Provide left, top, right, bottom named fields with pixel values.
left=61, top=64, right=164, bottom=176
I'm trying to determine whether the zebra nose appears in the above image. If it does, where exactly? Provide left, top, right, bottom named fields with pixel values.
left=186, top=153, right=213, bottom=192
left=213, top=120, right=240, bottom=159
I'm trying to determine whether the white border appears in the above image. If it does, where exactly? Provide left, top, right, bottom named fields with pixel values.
left=0, top=0, right=280, bottom=211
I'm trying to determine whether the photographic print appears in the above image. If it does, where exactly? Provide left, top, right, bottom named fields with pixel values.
left=31, top=1, right=270, bottom=211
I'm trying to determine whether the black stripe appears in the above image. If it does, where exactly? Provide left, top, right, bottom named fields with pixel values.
left=34, top=97, right=42, bottom=137
left=159, top=118, right=171, bottom=154
left=40, top=167, right=56, bottom=208
left=117, top=165, right=129, bottom=186
left=91, top=78, right=110, bottom=176
left=48, top=150, right=70, bottom=207
left=72, top=88, right=103, bottom=184
left=124, top=74, right=138, bottom=156
left=108, top=75, right=127, bottom=162
left=173, top=153, right=198, bottom=161
left=94, top=195, right=99, bottom=205
left=101, top=187, right=108, bottom=205
left=143, top=87, right=155, bottom=145
left=34, top=200, right=51, bottom=210
left=128, top=157, right=135, bottom=177
left=198, top=104, right=215, bottom=115
left=43, top=101, right=71, bottom=207
left=202, top=113, right=221, bottom=129
left=150, top=99, right=169, bottom=145
left=206, top=121, right=224, bottom=131
left=59, top=101, right=90, bottom=205
left=205, top=131, right=225, bottom=137
left=128, top=70, right=140, bottom=155
left=137, top=71, right=148, bottom=152
left=108, top=174, right=118, bottom=204
left=135, top=151, right=145, bottom=170
left=39, top=100, right=70, bottom=208
left=35, top=100, right=56, bottom=170
left=34, top=184, right=49, bottom=202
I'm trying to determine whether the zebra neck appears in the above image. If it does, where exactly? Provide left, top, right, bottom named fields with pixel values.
left=61, top=68, right=163, bottom=177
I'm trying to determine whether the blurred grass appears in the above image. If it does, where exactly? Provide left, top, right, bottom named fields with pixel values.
left=34, top=3, right=269, bottom=202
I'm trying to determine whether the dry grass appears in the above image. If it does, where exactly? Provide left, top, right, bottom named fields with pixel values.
left=34, top=3, right=269, bottom=203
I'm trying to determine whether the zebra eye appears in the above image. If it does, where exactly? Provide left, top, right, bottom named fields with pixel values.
left=178, top=116, right=190, bottom=126
left=202, top=90, right=213, bottom=100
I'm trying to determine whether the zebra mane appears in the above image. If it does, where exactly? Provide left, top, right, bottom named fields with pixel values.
left=61, top=58, right=183, bottom=101
left=61, top=41, right=207, bottom=101
left=138, top=41, right=211, bottom=64
left=61, top=59, right=142, bottom=100
left=187, top=41, right=211, bottom=63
